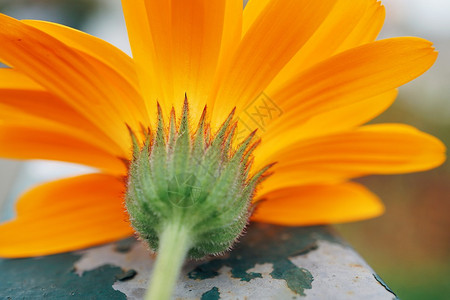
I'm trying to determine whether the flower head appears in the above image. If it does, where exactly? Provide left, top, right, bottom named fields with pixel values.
left=0, top=0, right=445, bottom=261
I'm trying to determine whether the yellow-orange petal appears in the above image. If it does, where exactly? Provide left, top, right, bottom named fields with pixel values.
left=252, top=182, right=384, bottom=226
left=0, top=174, right=133, bottom=258
left=0, top=67, right=43, bottom=90
left=335, top=0, right=385, bottom=52
left=0, top=122, right=127, bottom=174
left=255, top=89, right=398, bottom=162
left=267, top=37, right=437, bottom=127
left=260, top=124, right=446, bottom=191
left=204, top=0, right=242, bottom=124
left=169, top=0, right=227, bottom=118
left=22, top=20, right=139, bottom=90
left=268, top=0, right=368, bottom=90
left=210, top=0, right=338, bottom=123
left=242, top=0, right=270, bottom=36
left=121, top=0, right=161, bottom=118
left=283, top=89, right=398, bottom=141
left=140, top=0, right=173, bottom=111
left=254, top=0, right=385, bottom=92
left=255, top=37, right=437, bottom=160
left=123, top=0, right=235, bottom=120
left=216, top=0, right=242, bottom=70
left=0, top=13, right=146, bottom=148
left=0, top=69, right=124, bottom=155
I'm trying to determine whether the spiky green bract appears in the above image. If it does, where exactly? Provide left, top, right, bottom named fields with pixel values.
left=126, top=99, right=271, bottom=259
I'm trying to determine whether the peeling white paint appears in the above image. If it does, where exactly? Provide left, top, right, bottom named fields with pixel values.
left=73, top=239, right=395, bottom=299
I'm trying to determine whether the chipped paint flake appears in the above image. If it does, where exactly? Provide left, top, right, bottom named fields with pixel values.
left=201, top=287, right=220, bottom=300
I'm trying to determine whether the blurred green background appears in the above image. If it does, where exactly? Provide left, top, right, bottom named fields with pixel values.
left=0, top=0, right=448, bottom=299
left=336, top=1, right=450, bottom=299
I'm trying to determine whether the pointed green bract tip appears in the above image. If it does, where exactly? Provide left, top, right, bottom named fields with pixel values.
left=126, top=101, right=271, bottom=258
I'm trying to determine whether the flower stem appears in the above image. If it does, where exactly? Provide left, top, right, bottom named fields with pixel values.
left=145, top=221, right=192, bottom=300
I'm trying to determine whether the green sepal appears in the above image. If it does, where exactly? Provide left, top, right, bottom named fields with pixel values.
left=125, top=102, right=272, bottom=258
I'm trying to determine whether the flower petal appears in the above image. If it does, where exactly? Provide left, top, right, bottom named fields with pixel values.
left=169, top=0, right=230, bottom=118
left=256, top=37, right=437, bottom=159
left=247, top=0, right=385, bottom=86
left=0, top=13, right=147, bottom=148
left=217, top=0, right=242, bottom=68
left=0, top=69, right=124, bottom=155
left=205, top=0, right=243, bottom=125
left=211, top=0, right=338, bottom=122
left=335, top=0, right=385, bottom=52
left=123, top=0, right=235, bottom=120
left=22, top=20, right=138, bottom=90
left=252, top=182, right=384, bottom=225
left=0, top=67, right=43, bottom=90
left=261, top=124, right=446, bottom=190
left=268, top=0, right=369, bottom=90
left=139, top=0, right=172, bottom=111
left=242, top=0, right=270, bottom=35
left=121, top=0, right=161, bottom=117
left=268, top=37, right=437, bottom=124
left=285, top=89, right=398, bottom=140
left=0, top=122, right=127, bottom=174
left=0, top=174, right=133, bottom=258
left=255, top=89, right=398, bottom=164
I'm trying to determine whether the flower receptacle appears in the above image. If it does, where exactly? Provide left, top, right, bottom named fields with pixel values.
left=125, top=99, right=271, bottom=258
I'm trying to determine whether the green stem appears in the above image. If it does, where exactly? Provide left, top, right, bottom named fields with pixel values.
left=145, top=221, right=192, bottom=300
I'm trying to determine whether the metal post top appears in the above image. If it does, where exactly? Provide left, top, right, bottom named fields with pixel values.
left=0, top=223, right=397, bottom=299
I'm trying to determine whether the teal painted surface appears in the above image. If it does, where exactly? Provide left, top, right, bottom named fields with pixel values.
left=0, top=253, right=126, bottom=299
left=200, top=287, right=220, bottom=300
left=270, top=259, right=313, bottom=296
left=188, top=224, right=342, bottom=296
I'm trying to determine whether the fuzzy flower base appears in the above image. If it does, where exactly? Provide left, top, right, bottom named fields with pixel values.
left=127, top=100, right=271, bottom=258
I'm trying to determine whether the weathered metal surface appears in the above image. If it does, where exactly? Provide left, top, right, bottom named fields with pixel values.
left=0, top=223, right=397, bottom=299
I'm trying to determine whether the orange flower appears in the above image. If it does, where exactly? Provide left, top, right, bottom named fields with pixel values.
left=0, top=0, right=445, bottom=259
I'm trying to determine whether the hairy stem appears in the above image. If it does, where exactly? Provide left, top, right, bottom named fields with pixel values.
left=145, top=221, right=192, bottom=300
